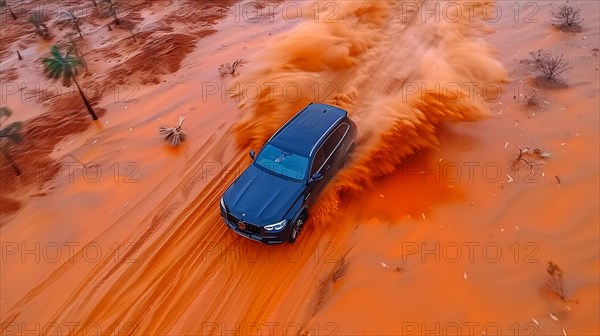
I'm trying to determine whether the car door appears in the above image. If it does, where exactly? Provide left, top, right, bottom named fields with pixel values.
left=323, top=123, right=350, bottom=172
left=306, top=123, right=350, bottom=202
left=305, top=147, right=326, bottom=206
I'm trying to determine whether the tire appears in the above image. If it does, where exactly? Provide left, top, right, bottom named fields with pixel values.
left=288, top=216, right=305, bottom=243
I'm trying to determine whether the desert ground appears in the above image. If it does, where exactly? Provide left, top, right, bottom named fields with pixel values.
left=1, top=0, right=598, bottom=335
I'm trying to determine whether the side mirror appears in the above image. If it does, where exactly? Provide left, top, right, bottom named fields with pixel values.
left=310, top=172, right=323, bottom=182
left=249, top=150, right=255, bottom=159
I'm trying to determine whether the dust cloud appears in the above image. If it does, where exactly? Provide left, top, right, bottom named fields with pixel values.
left=230, top=0, right=507, bottom=221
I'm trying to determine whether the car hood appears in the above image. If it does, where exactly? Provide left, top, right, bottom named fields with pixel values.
left=222, top=164, right=305, bottom=225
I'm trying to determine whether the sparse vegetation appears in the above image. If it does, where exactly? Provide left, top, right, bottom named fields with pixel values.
left=511, top=145, right=551, bottom=174
left=528, top=50, right=569, bottom=84
left=551, top=2, right=584, bottom=32
left=546, top=261, right=566, bottom=301
left=29, top=11, right=50, bottom=39
left=520, top=86, right=549, bottom=109
left=100, top=0, right=120, bottom=25
left=219, top=59, right=244, bottom=77
left=0, top=107, right=23, bottom=176
left=62, top=10, right=83, bottom=38
left=537, top=54, right=569, bottom=81
left=42, top=45, right=99, bottom=120
left=524, top=88, right=541, bottom=107
left=158, top=117, right=186, bottom=146
left=528, top=49, right=547, bottom=64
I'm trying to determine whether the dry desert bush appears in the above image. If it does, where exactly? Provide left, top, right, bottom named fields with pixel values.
left=551, top=2, right=584, bottom=32
left=528, top=49, right=570, bottom=86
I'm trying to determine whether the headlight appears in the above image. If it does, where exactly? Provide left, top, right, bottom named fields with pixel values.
left=220, top=197, right=226, bottom=210
left=264, top=219, right=287, bottom=231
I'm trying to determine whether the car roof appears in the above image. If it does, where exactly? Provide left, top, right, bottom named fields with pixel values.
left=269, top=103, right=347, bottom=157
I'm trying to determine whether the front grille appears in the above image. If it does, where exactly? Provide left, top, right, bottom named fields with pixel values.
left=226, top=212, right=261, bottom=235
left=226, top=213, right=238, bottom=224
left=244, top=222, right=261, bottom=234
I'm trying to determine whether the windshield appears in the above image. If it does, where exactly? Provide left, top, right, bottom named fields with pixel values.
left=255, top=144, right=309, bottom=181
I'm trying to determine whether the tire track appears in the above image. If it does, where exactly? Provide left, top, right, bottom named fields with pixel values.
left=1, top=126, right=239, bottom=332
left=1, top=1, right=505, bottom=334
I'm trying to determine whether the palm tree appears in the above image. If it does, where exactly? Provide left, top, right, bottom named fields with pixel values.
left=101, top=0, right=119, bottom=25
left=62, top=39, right=89, bottom=76
left=42, top=45, right=99, bottom=120
left=0, top=107, right=23, bottom=176
left=62, top=10, right=83, bottom=38
left=109, top=1, right=120, bottom=25
left=29, top=11, right=50, bottom=39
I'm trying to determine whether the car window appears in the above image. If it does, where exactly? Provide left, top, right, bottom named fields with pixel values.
left=322, top=123, right=349, bottom=156
left=255, top=144, right=309, bottom=181
left=311, top=148, right=326, bottom=175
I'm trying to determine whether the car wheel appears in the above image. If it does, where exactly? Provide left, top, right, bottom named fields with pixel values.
left=288, top=217, right=305, bottom=243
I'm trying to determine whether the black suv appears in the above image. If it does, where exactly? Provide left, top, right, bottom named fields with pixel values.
left=220, top=103, right=357, bottom=244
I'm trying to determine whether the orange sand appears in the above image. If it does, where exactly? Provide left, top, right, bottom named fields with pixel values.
left=1, top=0, right=598, bottom=335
